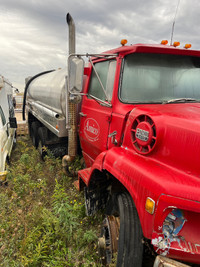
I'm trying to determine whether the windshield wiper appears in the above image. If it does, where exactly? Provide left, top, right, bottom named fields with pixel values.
left=163, top=98, right=199, bottom=104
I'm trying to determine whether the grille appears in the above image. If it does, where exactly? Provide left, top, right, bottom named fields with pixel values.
left=131, top=114, right=157, bottom=154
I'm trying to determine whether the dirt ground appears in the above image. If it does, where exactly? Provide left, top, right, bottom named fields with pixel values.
left=15, top=109, right=28, bottom=135
left=15, top=111, right=23, bottom=122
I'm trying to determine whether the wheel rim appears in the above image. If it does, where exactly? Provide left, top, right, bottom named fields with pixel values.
left=38, top=140, right=47, bottom=159
left=98, top=215, right=120, bottom=265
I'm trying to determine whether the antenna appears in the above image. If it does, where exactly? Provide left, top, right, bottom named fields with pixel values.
left=170, top=0, right=181, bottom=45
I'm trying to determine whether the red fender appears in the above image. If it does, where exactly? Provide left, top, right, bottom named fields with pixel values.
left=102, top=146, right=200, bottom=239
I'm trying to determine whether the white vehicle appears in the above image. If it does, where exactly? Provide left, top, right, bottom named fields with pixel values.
left=0, top=75, right=17, bottom=181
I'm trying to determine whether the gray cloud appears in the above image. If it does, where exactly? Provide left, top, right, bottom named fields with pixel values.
left=0, top=0, right=200, bottom=91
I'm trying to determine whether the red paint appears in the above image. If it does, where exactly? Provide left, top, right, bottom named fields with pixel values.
left=78, top=43, right=200, bottom=265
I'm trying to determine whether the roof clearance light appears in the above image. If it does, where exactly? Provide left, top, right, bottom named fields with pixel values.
left=184, top=44, right=192, bottom=49
left=121, top=39, right=128, bottom=46
left=161, top=40, right=168, bottom=45
left=173, top=41, right=180, bottom=47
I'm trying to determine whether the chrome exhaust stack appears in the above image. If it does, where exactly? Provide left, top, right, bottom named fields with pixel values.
left=66, top=13, right=75, bottom=56
left=62, top=13, right=77, bottom=170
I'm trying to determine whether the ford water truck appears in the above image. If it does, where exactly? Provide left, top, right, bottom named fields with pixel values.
left=23, top=13, right=200, bottom=267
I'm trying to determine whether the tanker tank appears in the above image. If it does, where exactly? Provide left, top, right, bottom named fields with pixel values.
left=27, top=67, right=67, bottom=117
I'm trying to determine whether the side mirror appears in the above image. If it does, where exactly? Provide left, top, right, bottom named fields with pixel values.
left=68, top=56, right=84, bottom=94
left=9, top=117, right=17, bottom=128
left=0, top=76, right=4, bottom=88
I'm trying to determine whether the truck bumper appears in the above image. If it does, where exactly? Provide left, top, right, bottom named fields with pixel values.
left=153, top=256, right=189, bottom=267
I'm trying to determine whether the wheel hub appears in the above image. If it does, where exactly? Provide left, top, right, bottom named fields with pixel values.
left=98, top=215, right=120, bottom=265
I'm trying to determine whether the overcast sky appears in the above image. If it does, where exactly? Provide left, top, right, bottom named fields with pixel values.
left=0, top=0, right=200, bottom=91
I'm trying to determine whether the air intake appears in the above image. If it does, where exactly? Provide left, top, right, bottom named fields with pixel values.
left=131, top=115, right=157, bottom=154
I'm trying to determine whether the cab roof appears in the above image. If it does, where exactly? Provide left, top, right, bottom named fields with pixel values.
left=100, top=43, right=200, bottom=58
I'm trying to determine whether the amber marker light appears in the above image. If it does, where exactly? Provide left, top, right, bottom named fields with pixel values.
left=161, top=40, right=168, bottom=45
left=184, top=44, right=192, bottom=49
left=145, top=197, right=155, bottom=214
left=121, top=39, right=128, bottom=46
left=56, top=125, right=59, bottom=129
left=173, top=41, right=180, bottom=47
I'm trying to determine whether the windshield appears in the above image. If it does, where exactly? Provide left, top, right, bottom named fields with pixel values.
left=120, top=53, right=200, bottom=103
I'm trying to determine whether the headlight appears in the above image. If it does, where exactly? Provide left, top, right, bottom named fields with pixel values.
left=163, top=209, right=186, bottom=238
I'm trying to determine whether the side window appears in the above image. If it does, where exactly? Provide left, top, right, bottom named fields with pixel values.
left=0, top=106, right=6, bottom=126
left=88, top=60, right=116, bottom=102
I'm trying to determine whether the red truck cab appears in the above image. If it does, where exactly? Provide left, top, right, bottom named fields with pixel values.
left=76, top=42, right=200, bottom=266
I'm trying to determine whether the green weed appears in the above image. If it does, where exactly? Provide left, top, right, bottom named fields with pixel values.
left=0, top=136, right=102, bottom=266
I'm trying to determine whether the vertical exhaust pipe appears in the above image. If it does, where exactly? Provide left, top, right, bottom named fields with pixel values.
left=62, top=13, right=77, bottom=171
left=67, top=13, right=75, bottom=55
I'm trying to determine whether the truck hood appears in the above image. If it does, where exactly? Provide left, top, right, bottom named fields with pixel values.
left=127, top=103, right=200, bottom=177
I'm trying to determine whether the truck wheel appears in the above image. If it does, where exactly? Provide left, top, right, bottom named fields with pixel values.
left=31, top=121, right=40, bottom=148
left=38, top=127, right=47, bottom=159
left=28, top=121, right=32, bottom=137
left=98, top=192, right=143, bottom=266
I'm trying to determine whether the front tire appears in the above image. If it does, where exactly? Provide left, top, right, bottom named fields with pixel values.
left=99, top=192, right=143, bottom=266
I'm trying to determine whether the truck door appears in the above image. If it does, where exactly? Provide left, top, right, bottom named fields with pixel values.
left=79, top=59, right=116, bottom=167
left=0, top=106, right=8, bottom=171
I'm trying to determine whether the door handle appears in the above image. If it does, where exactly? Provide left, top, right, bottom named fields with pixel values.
left=79, top=112, right=87, bottom=117
left=108, top=131, right=118, bottom=145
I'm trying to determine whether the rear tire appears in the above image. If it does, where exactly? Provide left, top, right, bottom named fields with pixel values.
left=99, top=192, right=143, bottom=266
left=28, top=121, right=32, bottom=138
left=38, top=127, right=48, bottom=159
left=31, top=121, right=40, bottom=148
